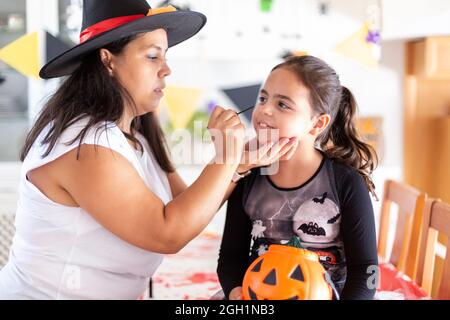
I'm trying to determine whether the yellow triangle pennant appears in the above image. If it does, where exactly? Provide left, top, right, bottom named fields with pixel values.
left=334, top=23, right=378, bottom=69
left=163, top=85, right=202, bottom=129
left=0, top=32, right=40, bottom=78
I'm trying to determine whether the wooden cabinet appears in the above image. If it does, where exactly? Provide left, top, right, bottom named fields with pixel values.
left=404, top=37, right=450, bottom=202
left=435, top=117, right=450, bottom=201
left=404, top=36, right=450, bottom=297
left=408, top=37, right=450, bottom=80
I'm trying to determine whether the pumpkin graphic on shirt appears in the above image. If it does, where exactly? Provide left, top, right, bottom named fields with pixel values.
left=292, top=192, right=341, bottom=243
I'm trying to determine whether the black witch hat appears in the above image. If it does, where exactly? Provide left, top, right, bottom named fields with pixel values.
left=39, top=0, right=206, bottom=79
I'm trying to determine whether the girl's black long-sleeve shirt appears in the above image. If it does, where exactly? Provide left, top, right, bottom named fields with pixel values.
left=217, top=156, right=379, bottom=300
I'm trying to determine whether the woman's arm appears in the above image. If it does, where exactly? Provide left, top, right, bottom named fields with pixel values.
left=167, top=171, right=188, bottom=198
left=61, top=145, right=239, bottom=254
left=59, top=107, right=245, bottom=254
left=166, top=137, right=299, bottom=208
left=336, top=164, right=379, bottom=300
left=217, top=176, right=253, bottom=299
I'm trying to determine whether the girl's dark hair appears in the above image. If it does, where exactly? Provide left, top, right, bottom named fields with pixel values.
left=20, top=34, right=174, bottom=173
left=273, top=55, right=378, bottom=199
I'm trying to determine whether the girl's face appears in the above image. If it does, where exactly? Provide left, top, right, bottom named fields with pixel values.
left=252, top=68, right=318, bottom=143
left=105, top=29, right=171, bottom=115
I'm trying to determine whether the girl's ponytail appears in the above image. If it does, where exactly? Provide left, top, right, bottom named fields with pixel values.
left=319, top=86, right=378, bottom=200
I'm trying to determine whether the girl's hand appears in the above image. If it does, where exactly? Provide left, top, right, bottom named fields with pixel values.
left=237, top=137, right=299, bottom=173
left=208, top=106, right=245, bottom=166
left=229, top=286, right=243, bottom=300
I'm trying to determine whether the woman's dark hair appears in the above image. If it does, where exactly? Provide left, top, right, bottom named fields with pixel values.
left=273, top=55, right=378, bottom=199
left=20, top=34, right=174, bottom=173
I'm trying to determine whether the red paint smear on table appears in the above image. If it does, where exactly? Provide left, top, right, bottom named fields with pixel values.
left=187, top=272, right=219, bottom=284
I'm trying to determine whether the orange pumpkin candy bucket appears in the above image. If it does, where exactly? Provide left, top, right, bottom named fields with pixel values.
left=242, top=242, right=334, bottom=300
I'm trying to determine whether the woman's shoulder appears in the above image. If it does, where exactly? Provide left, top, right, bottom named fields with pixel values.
left=21, top=117, right=133, bottom=189
left=58, top=116, right=121, bottom=146
left=27, top=115, right=127, bottom=164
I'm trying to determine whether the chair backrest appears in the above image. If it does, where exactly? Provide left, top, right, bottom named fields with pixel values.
left=377, top=180, right=427, bottom=280
left=417, top=199, right=450, bottom=299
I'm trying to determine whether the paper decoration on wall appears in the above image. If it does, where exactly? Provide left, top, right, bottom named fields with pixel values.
left=186, top=110, right=210, bottom=137
left=365, top=3, right=382, bottom=61
left=46, top=32, right=72, bottom=63
left=318, top=1, right=331, bottom=15
left=335, top=2, right=382, bottom=68
left=222, top=84, right=262, bottom=122
left=0, top=32, right=40, bottom=78
left=262, top=26, right=271, bottom=34
left=355, top=116, right=384, bottom=163
left=207, top=101, right=217, bottom=114
left=163, top=85, right=203, bottom=129
left=0, top=31, right=71, bottom=79
left=334, top=23, right=379, bottom=69
left=260, top=0, right=274, bottom=12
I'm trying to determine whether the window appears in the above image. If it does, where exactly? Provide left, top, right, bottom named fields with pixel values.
left=0, top=0, right=27, bottom=161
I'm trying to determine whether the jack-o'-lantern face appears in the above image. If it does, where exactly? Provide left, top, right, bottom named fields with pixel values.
left=242, top=245, right=332, bottom=300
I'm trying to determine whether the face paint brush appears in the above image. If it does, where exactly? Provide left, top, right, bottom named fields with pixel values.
left=236, top=105, right=255, bottom=115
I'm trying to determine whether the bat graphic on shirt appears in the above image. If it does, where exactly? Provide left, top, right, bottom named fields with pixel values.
left=313, top=192, right=327, bottom=204
left=298, top=222, right=326, bottom=236
left=327, top=213, right=341, bottom=224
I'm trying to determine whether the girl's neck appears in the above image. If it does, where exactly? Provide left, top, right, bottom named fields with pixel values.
left=268, top=141, right=324, bottom=189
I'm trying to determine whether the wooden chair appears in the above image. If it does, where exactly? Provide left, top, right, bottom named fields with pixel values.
left=377, top=180, right=427, bottom=281
left=416, top=199, right=450, bottom=299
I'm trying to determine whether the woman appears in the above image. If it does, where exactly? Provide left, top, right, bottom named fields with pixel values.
left=0, top=0, right=296, bottom=299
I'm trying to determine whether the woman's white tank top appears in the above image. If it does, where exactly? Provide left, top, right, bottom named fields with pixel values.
left=0, top=117, right=173, bottom=299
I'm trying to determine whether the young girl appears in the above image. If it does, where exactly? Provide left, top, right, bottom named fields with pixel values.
left=217, top=55, right=379, bottom=300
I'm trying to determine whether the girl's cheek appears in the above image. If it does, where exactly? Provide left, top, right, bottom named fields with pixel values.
left=255, top=128, right=280, bottom=144
left=281, top=121, right=306, bottom=139
left=251, top=109, right=259, bottom=128
left=251, top=109, right=265, bottom=132
left=252, top=121, right=259, bottom=135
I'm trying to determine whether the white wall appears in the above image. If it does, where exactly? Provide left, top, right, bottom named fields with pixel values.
left=382, top=0, right=450, bottom=40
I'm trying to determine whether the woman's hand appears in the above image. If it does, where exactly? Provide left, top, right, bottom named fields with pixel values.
left=208, top=106, right=245, bottom=167
left=229, top=286, right=243, bottom=300
left=237, top=137, right=299, bottom=173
